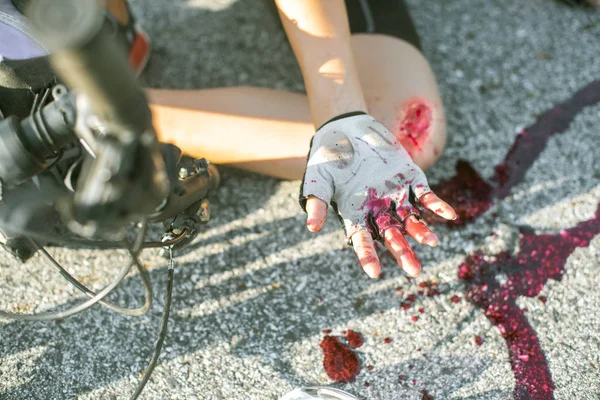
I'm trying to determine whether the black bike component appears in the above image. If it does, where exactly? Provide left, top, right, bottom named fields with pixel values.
left=27, top=0, right=150, bottom=135
left=130, top=248, right=175, bottom=400
left=0, top=91, right=78, bottom=188
left=0, top=220, right=149, bottom=321
left=36, top=239, right=153, bottom=317
left=28, top=0, right=170, bottom=235
left=152, top=159, right=220, bottom=222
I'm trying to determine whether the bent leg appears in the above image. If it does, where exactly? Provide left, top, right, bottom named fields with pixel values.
left=150, top=34, right=446, bottom=179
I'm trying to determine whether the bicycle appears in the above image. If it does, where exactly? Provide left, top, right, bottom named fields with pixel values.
left=0, top=0, right=219, bottom=398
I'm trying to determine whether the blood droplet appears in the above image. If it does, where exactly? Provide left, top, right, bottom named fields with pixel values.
left=421, top=389, right=434, bottom=400
left=346, top=330, right=364, bottom=349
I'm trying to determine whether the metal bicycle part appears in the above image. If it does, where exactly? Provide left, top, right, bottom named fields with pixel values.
left=0, top=1, right=221, bottom=398
left=0, top=220, right=149, bottom=321
left=28, top=0, right=170, bottom=235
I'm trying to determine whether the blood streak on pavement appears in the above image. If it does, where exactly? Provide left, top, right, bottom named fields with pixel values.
left=459, top=203, right=600, bottom=399
left=435, top=81, right=600, bottom=399
left=424, top=80, right=600, bottom=225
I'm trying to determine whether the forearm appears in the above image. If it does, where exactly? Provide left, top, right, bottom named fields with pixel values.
left=275, top=0, right=367, bottom=127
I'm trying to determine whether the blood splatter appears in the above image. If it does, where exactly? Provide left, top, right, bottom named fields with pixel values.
left=459, top=203, right=599, bottom=399
left=450, top=295, right=461, bottom=303
left=423, top=160, right=494, bottom=225
left=474, top=336, right=484, bottom=346
left=538, top=296, right=547, bottom=304
left=411, top=316, right=419, bottom=322
left=366, top=365, right=374, bottom=371
left=322, top=329, right=332, bottom=334
left=421, top=389, right=434, bottom=400
left=383, top=337, right=393, bottom=344
left=346, top=330, right=364, bottom=349
left=425, top=80, right=600, bottom=226
left=419, top=307, right=425, bottom=313
left=320, top=336, right=361, bottom=383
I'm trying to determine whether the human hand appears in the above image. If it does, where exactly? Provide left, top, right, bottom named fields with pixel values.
left=300, top=113, right=456, bottom=278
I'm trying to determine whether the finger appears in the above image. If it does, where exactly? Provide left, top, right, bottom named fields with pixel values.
left=351, top=230, right=381, bottom=279
left=408, top=169, right=432, bottom=199
left=404, top=215, right=438, bottom=247
left=419, top=192, right=457, bottom=220
left=306, top=196, right=328, bottom=232
left=383, top=227, right=422, bottom=277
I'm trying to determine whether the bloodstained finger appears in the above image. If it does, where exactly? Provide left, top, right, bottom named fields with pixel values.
left=404, top=215, right=438, bottom=247
left=383, top=227, right=421, bottom=277
left=419, top=192, right=457, bottom=220
left=306, top=196, right=328, bottom=232
left=351, top=230, right=381, bottom=279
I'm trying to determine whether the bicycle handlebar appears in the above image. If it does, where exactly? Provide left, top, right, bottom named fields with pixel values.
left=28, top=0, right=152, bottom=135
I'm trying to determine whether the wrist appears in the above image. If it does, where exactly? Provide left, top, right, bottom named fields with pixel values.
left=316, top=111, right=368, bottom=131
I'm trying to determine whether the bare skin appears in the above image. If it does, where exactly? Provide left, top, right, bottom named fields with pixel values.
left=144, top=0, right=455, bottom=278
left=273, top=0, right=455, bottom=278
left=149, top=34, right=445, bottom=179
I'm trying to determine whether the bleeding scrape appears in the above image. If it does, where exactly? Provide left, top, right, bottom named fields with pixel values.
left=396, top=99, right=434, bottom=156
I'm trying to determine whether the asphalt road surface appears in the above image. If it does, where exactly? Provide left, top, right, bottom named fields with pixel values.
left=1, top=0, right=599, bottom=399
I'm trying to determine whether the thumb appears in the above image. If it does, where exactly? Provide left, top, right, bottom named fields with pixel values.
left=305, top=196, right=328, bottom=232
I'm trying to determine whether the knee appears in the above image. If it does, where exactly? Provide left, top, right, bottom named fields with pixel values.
left=392, top=97, right=446, bottom=171
left=351, top=34, right=447, bottom=171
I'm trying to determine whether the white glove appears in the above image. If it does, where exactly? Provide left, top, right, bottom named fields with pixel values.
left=301, top=112, right=433, bottom=241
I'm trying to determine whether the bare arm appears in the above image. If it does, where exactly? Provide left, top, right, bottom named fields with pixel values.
left=274, top=0, right=367, bottom=127
left=275, top=1, right=456, bottom=279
